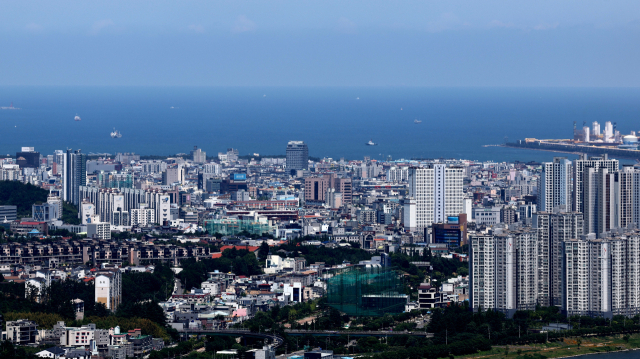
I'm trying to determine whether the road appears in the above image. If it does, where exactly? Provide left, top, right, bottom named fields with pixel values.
left=174, top=277, right=184, bottom=295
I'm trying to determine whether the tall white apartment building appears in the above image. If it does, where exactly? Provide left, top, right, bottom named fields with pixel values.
left=534, top=211, right=584, bottom=307
left=131, top=207, right=156, bottom=226
left=614, top=166, right=635, bottom=229
left=537, top=157, right=571, bottom=212
left=470, top=228, right=538, bottom=315
left=604, top=121, right=614, bottom=142
left=583, top=167, right=616, bottom=236
left=470, top=234, right=496, bottom=311
left=408, top=165, right=463, bottom=229
left=387, top=166, right=409, bottom=182
left=573, top=154, right=619, bottom=214
left=563, top=232, right=640, bottom=318
left=562, top=238, right=592, bottom=316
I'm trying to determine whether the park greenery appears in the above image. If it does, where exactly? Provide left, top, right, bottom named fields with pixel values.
left=0, top=181, right=48, bottom=217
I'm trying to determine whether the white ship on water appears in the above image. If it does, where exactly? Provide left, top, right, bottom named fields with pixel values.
left=110, top=128, right=122, bottom=138
left=1, top=103, right=20, bottom=110
left=366, top=139, right=377, bottom=146
left=414, top=119, right=422, bottom=124
left=74, top=114, right=81, bottom=121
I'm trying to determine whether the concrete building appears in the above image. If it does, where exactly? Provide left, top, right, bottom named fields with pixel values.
left=6, top=319, right=38, bottom=344
left=87, top=222, right=111, bottom=240
left=538, top=157, right=571, bottom=212
left=95, top=270, right=122, bottom=311
left=190, top=146, right=206, bottom=163
left=408, top=165, right=464, bottom=230
left=16, top=147, right=40, bottom=168
left=472, top=207, right=501, bottom=226
left=286, top=141, right=309, bottom=171
left=284, top=282, right=303, bottom=303
left=162, top=165, right=185, bottom=186
left=304, top=177, right=329, bottom=203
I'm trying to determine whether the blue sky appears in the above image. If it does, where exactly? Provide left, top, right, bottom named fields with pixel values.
left=1, top=0, right=639, bottom=86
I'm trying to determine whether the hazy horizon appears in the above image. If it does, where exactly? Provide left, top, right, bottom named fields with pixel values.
left=1, top=1, right=639, bottom=87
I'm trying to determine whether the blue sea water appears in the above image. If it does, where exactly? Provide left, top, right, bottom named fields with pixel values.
left=0, top=87, right=639, bottom=162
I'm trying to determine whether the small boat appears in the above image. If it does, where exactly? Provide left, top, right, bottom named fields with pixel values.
left=356, top=97, right=360, bottom=100
left=1, top=102, right=20, bottom=110
left=414, top=119, right=422, bottom=124
left=401, top=107, right=403, bottom=110
left=366, top=139, right=377, bottom=146
left=74, top=114, right=81, bottom=121
left=110, top=128, right=122, bottom=138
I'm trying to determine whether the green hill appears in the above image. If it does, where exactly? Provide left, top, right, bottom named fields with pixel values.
left=0, top=181, right=48, bottom=217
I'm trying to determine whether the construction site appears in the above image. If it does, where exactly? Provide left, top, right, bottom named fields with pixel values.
left=326, top=266, right=408, bottom=317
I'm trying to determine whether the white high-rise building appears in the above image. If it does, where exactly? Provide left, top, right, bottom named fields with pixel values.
left=408, top=165, right=463, bottom=229
left=402, top=197, right=417, bottom=232
left=573, top=154, right=619, bottom=215
left=583, top=167, right=616, bottom=236
left=537, top=157, right=571, bottom=212
left=470, top=228, right=539, bottom=315
left=583, top=126, right=590, bottom=142
left=604, top=121, right=614, bottom=142
left=131, top=207, right=156, bottom=226
left=592, top=121, right=601, bottom=137
left=562, top=233, right=640, bottom=318
left=386, top=166, right=409, bottom=182
left=470, top=233, right=496, bottom=311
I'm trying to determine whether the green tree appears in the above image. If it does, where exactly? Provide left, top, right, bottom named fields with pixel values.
left=258, top=241, right=270, bottom=260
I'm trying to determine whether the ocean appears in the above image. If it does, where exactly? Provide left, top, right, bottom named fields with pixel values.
left=1, top=86, right=639, bottom=162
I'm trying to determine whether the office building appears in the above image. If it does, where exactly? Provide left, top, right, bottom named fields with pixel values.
left=431, top=214, right=467, bottom=248
left=408, top=165, right=464, bottom=229
left=286, top=141, right=309, bottom=171
left=304, top=177, right=329, bottom=203
left=284, top=282, right=303, bottom=303
left=32, top=202, right=60, bottom=222
left=16, top=147, right=40, bottom=168
left=63, top=149, right=87, bottom=206
left=537, top=157, right=571, bottom=212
